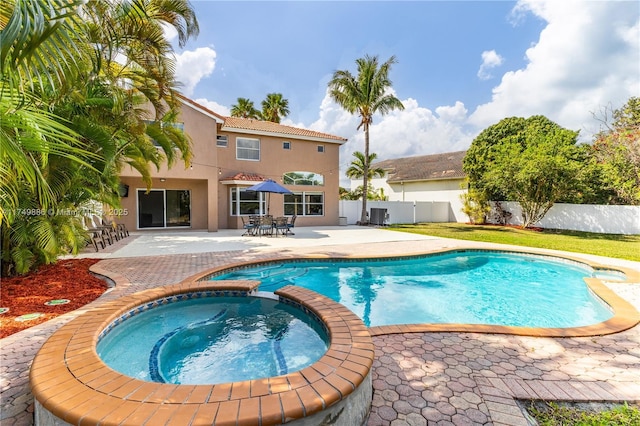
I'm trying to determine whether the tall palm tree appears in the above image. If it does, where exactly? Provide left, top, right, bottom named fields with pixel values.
left=328, top=54, right=404, bottom=223
left=231, top=97, right=261, bottom=119
left=345, top=151, right=386, bottom=199
left=261, top=92, right=289, bottom=123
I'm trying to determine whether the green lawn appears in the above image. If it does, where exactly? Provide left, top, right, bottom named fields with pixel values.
left=389, top=223, right=640, bottom=262
left=528, top=402, right=640, bottom=426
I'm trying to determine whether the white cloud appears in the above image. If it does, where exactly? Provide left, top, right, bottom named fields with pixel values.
left=175, top=47, right=217, bottom=96
left=471, top=0, right=640, bottom=139
left=308, top=91, right=475, bottom=185
left=477, top=50, right=504, bottom=80
left=162, top=22, right=178, bottom=43
left=193, top=98, right=230, bottom=117
left=188, top=91, right=475, bottom=186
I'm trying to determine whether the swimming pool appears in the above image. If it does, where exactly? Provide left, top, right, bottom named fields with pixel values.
left=210, top=251, right=616, bottom=329
left=97, top=296, right=329, bottom=384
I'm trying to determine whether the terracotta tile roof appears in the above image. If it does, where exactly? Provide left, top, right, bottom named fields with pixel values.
left=176, top=93, right=347, bottom=143
left=374, top=150, right=467, bottom=183
left=221, top=117, right=347, bottom=143
left=220, top=172, right=265, bottom=182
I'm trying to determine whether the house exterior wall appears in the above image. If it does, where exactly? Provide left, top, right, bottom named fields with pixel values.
left=118, top=99, right=342, bottom=231
left=117, top=177, right=212, bottom=230
left=118, top=101, right=219, bottom=231
left=383, top=179, right=464, bottom=202
left=218, top=130, right=340, bottom=228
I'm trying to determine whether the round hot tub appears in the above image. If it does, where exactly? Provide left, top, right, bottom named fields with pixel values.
left=97, top=295, right=330, bottom=385
left=31, top=281, right=374, bottom=426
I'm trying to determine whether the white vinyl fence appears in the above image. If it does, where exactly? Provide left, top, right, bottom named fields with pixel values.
left=489, top=202, right=640, bottom=235
left=339, top=200, right=456, bottom=225
left=339, top=200, right=640, bottom=235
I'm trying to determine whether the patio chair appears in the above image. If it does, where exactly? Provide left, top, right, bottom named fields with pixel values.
left=241, top=216, right=258, bottom=236
left=286, top=215, right=296, bottom=235
left=274, top=217, right=289, bottom=237
left=92, top=215, right=118, bottom=244
left=257, top=215, right=274, bottom=237
left=83, top=217, right=106, bottom=251
left=102, top=216, right=129, bottom=239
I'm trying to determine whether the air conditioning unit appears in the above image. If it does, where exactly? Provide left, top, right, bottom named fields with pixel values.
left=369, top=208, right=388, bottom=226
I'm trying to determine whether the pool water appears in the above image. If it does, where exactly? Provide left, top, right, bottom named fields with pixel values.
left=97, top=297, right=329, bottom=384
left=211, top=252, right=614, bottom=328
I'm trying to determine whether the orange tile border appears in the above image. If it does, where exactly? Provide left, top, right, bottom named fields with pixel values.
left=31, top=281, right=374, bottom=426
left=188, top=247, right=640, bottom=338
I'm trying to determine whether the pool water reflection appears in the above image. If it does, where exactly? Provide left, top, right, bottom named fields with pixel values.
left=211, top=251, right=614, bottom=328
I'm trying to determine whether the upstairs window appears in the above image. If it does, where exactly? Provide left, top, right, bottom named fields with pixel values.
left=236, top=137, right=260, bottom=161
left=216, top=135, right=228, bottom=147
left=283, top=141, right=291, bottom=150
left=317, top=145, right=325, bottom=153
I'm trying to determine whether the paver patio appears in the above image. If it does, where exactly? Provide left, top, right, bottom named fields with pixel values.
left=1, top=228, right=639, bottom=425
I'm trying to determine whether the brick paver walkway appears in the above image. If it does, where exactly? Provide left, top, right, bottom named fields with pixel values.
left=1, top=240, right=639, bottom=426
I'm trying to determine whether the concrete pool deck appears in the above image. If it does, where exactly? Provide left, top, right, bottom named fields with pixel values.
left=2, top=226, right=640, bottom=425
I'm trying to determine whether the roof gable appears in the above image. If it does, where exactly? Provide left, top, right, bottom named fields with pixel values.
left=374, top=150, right=467, bottom=183
left=176, top=94, right=225, bottom=122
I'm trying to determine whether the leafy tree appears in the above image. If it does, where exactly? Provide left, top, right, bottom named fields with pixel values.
left=612, top=96, right=640, bottom=129
left=328, top=54, right=404, bottom=224
left=339, top=186, right=356, bottom=200
left=588, top=97, right=640, bottom=205
left=460, top=187, right=491, bottom=224
left=464, top=116, right=582, bottom=228
left=231, top=97, right=261, bottom=119
left=261, top=92, right=289, bottom=123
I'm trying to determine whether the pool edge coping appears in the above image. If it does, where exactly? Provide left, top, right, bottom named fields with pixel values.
left=186, top=246, right=640, bottom=338
left=30, top=281, right=374, bottom=426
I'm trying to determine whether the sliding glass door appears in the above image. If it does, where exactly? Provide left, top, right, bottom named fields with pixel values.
left=137, top=189, right=191, bottom=228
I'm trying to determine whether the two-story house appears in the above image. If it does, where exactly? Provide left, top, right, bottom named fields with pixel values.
left=117, top=95, right=347, bottom=232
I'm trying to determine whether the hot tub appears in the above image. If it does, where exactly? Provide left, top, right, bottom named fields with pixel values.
left=31, top=281, right=374, bottom=425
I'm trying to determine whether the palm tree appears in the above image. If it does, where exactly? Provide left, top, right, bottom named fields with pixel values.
left=328, top=55, right=404, bottom=223
left=346, top=151, right=386, bottom=198
left=231, top=97, right=261, bottom=119
left=1, top=0, right=99, bottom=275
left=1, top=0, right=199, bottom=275
left=261, top=93, right=289, bottom=123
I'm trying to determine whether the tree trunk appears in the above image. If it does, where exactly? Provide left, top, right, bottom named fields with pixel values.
left=360, top=124, right=370, bottom=224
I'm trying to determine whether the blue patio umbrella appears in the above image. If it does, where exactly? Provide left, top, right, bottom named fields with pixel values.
left=246, top=179, right=292, bottom=214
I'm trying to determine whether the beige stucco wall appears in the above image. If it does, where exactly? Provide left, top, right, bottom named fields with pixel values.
left=119, top=100, right=219, bottom=231
left=217, top=130, right=341, bottom=229
left=117, top=177, right=211, bottom=231
left=386, top=179, right=465, bottom=202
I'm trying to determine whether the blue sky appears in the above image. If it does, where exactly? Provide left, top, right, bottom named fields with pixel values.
left=169, top=0, right=639, bottom=181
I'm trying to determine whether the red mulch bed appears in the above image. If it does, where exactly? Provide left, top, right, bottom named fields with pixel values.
left=0, top=259, right=108, bottom=338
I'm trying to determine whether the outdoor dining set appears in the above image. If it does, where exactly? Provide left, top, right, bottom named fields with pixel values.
left=242, top=215, right=296, bottom=237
